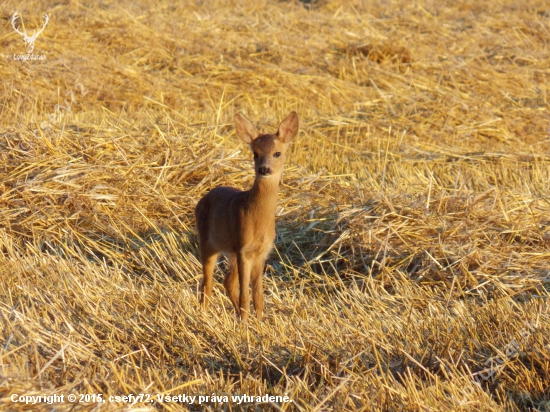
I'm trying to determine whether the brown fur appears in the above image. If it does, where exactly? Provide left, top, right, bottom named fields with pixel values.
left=195, top=112, right=299, bottom=322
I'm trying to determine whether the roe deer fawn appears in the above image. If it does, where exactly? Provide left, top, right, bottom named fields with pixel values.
left=195, top=111, right=299, bottom=322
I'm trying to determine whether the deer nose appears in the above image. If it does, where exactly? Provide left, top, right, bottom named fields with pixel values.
left=258, top=166, right=271, bottom=176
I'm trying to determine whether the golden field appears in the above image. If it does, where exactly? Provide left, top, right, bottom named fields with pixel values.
left=0, top=0, right=549, bottom=410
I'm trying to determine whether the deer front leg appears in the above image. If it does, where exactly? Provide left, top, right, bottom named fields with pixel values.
left=223, top=253, right=240, bottom=316
left=236, top=252, right=252, bottom=322
left=251, top=259, right=265, bottom=321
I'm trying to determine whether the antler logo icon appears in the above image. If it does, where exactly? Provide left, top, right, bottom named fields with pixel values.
left=11, top=12, right=49, bottom=54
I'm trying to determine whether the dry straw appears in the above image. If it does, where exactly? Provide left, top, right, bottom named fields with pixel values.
left=0, top=0, right=549, bottom=410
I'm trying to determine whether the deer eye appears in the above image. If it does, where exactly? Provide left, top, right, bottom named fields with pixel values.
left=273, top=152, right=281, bottom=158
left=253, top=152, right=259, bottom=159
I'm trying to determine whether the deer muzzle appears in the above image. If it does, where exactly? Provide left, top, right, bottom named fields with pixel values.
left=258, top=166, right=271, bottom=177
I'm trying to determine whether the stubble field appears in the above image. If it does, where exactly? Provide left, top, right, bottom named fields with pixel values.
left=0, top=0, right=549, bottom=410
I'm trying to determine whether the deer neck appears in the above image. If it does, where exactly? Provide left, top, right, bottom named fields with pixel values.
left=247, top=174, right=281, bottom=217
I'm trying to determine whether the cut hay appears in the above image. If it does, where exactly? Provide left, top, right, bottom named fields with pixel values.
left=0, top=0, right=549, bottom=410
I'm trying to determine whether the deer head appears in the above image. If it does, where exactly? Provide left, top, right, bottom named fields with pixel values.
left=11, top=12, right=49, bottom=54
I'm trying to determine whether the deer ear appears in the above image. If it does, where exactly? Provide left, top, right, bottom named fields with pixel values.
left=234, top=113, right=259, bottom=144
left=277, top=111, right=299, bottom=143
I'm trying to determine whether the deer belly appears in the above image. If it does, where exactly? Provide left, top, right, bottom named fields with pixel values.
left=208, top=225, right=237, bottom=252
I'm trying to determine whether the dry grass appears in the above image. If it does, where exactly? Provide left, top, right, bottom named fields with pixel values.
left=1, top=0, right=549, bottom=410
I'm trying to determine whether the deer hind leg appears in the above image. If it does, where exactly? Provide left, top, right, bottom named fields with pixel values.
left=251, top=259, right=265, bottom=321
left=199, top=244, right=220, bottom=308
left=223, top=253, right=240, bottom=316
left=236, top=252, right=252, bottom=322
